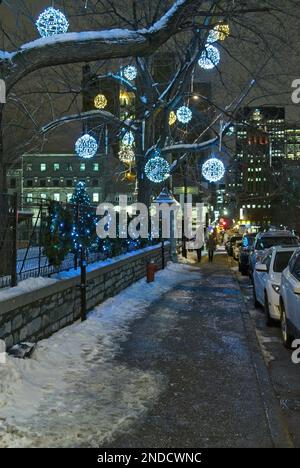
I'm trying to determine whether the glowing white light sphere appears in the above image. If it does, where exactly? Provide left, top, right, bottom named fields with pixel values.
left=202, top=158, right=225, bottom=182
left=207, top=29, right=219, bottom=44
left=176, top=106, right=193, bottom=124
left=198, top=45, right=220, bottom=70
left=119, top=145, right=135, bottom=164
left=145, top=157, right=170, bottom=183
left=36, top=7, right=69, bottom=37
left=75, top=134, right=98, bottom=159
left=123, top=65, right=138, bottom=81
left=122, top=130, right=135, bottom=146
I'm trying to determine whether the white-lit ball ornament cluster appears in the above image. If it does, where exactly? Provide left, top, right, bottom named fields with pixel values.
left=119, top=145, right=135, bottom=165
left=145, top=157, right=170, bottom=183
left=75, top=134, right=98, bottom=159
left=176, top=106, right=193, bottom=124
left=36, top=7, right=69, bottom=37
left=202, top=158, right=225, bottom=182
left=123, top=65, right=138, bottom=81
left=198, top=45, right=220, bottom=70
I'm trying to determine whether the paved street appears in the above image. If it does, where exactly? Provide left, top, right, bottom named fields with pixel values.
left=104, top=251, right=293, bottom=448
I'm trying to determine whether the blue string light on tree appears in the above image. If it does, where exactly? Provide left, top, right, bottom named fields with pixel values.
left=36, top=7, right=69, bottom=37
left=202, top=157, right=225, bottom=183
left=75, top=134, right=98, bottom=159
left=123, top=65, right=138, bottom=81
left=145, top=157, right=170, bottom=183
left=176, top=106, right=193, bottom=124
left=198, top=45, right=220, bottom=70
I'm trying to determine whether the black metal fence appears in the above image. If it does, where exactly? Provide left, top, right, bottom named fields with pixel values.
left=0, top=195, right=105, bottom=289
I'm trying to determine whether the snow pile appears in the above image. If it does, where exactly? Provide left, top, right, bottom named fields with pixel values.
left=0, top=262, right=200, bottom=448
left=0, top=277, right=58, bottom=303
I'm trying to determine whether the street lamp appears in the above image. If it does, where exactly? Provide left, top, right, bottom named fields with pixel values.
left=155, top=187, right=180, bottom=266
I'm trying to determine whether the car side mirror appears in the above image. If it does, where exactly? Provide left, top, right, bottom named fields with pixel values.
left=255, top=263, right=268, bottom=273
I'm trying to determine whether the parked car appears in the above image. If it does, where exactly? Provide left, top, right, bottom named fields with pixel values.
left=280, top=248, right=300, bottom=348
left=239, top=233, right=257, bottom=275
left=249, top=230, right=299, bottom=278
left=253, top=246, right=297, bottom=326
left=226, top=236, right=242, bottom=257
left=233, top=240, right=243, bottom=261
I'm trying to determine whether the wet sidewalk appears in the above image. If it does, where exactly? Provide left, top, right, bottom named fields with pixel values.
left=105, top=252, right=291, bottom=448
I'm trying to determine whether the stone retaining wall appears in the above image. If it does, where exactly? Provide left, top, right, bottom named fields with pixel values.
left=0, top=245, right=170, bottom=348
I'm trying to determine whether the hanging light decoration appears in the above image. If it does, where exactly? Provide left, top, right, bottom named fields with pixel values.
left=75, top=134, right=98, bottom=159
left=94, top=94, right=108, bottom=109
left=145, top=157, right=170, bottom=183
left=123, top=65, right=138, bottom=81
left=207, top=23, right=230, bottom=43
left=198, top=44, right=220, bottom=70
left=202, top=157, right=225, bottom=183
left=118, top=145, right=135, bottom=165
left=36, top=7, right=69, bottom=37
left=176, top=106, right=193, bottom=124
left=122, top=130, right=135, bottom=146
left=169, top=111, right=177, bottom=126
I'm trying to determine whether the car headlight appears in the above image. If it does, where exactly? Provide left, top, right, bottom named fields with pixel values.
left=272, top=284, right=280, bottom=294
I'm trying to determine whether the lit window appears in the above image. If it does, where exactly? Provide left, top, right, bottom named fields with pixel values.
left=40, top=163, right=46, bottom=172
left=54, top=163, right=60, bottom=172
left=93, top=163, right=99, bottom=171
left=53, top=193, right=60, bottom=202
left=27, top=193, right=33, bottom=202
left=26, top=164, right=33, bottom=171
left=67, top=193, right=73, bottom=202
left=93, top=193, right=99, bottom=203
left=41, top=193, right=47, bottom=199
left=80, top=163, right=86, bottom=171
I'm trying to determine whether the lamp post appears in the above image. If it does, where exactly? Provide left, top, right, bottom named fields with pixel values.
left=155, top=187, right=179, bottom=265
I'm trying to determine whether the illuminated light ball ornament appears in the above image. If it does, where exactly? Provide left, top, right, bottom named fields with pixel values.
left=94, top=94, right=108, bottom=109
left=123, top=65, right=138, bottom=81
left=75, top=134, right=98, bottom=159
left=169, top=110, right=177, bottom=126
left=145, top=157, right=170, bottom=184
left=207, top=24, right=230, bottom=43
left=176, top=106, right=193, bottom=124
left=36, top=7, right=69, bottom=37
left=122, top=130, right=135, bottom=146
left=202, top=157, right=225, bottom=183
left=198, top=45, right=220, bottom=70
left=118, top=145, right=135, bottom=165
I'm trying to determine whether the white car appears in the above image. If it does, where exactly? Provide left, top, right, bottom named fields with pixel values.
left=280, top=248, right=300, bottom=348
left=253, top=246, right=297, bottom=326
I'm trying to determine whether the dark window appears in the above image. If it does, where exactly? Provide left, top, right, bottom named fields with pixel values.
left=66, top=163, right=73, bottom=172
left=66, top=179, right=73, bottom=187
left=292, top=255, right=300, bottom=281
left=273, top=251, right=294, bottom=273
left=40, top=179, right=46, bottom=187
left=26, top=180, right=33, bottom=188
left=92, top=179, right=99, bottom=186
left=10, top=178, right=16, bottom=189
left=26, top=164, right=32, bottom=171
left=256, top=237, right=299, bottom=250
left=53, top=179, right=60, bottom=187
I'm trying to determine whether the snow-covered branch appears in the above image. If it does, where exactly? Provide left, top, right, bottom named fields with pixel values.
left=2, top=0, right=203, bottom=91
left=41, top=110, right=138, bottom=135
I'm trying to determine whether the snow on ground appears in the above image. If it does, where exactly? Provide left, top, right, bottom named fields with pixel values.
left=0, top=262, right=200, bottom=448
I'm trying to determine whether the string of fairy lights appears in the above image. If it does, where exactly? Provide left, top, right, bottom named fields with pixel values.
left=35, top=5, right=230, bottom=184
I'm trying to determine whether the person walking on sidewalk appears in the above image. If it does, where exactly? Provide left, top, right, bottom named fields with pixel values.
left=207, top=235, right=216, bottom=263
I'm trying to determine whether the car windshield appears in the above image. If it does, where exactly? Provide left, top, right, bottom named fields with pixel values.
left=256, top=237, right=298, bottom=250
left=273, top=251, right=295, bottom=273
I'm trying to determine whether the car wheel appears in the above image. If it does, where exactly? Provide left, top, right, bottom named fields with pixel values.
left=253, top=284, right=260, bottom=308
left=264, top=293, right=276, bottom=327
left=281, top=303, right=293, bottom=349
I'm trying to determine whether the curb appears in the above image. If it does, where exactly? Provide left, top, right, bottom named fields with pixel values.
left=229, top=258, right=294, bottom=448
